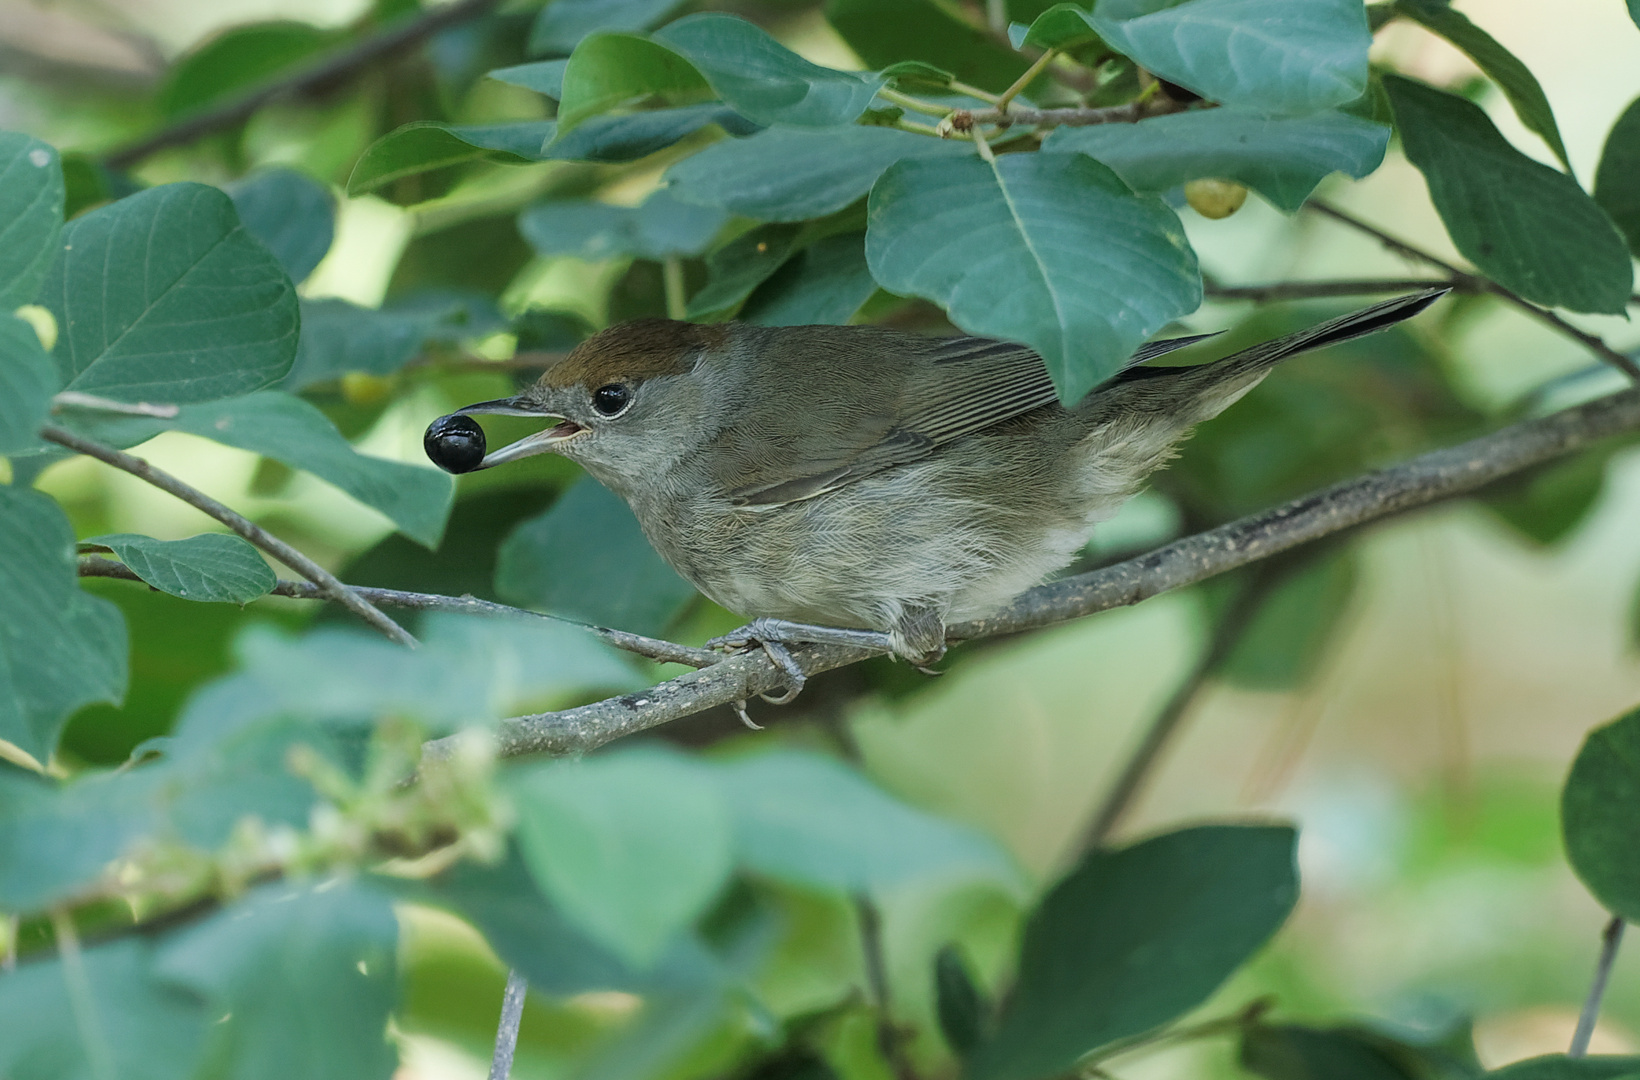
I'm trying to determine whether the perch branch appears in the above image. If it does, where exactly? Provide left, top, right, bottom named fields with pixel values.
left=488, top=969, right=529, bottom=1080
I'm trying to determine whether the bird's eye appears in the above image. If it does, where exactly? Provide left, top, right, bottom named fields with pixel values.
left=592, top=383, right=631, bottom=416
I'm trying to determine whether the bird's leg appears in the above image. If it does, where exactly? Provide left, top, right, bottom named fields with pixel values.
left=710, top=609, right=949, bottom=691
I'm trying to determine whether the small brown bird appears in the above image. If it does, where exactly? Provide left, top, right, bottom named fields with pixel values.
left=427, top=289, right=1444, bottom=687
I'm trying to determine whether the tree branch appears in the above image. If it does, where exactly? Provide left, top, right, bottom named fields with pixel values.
left=421, top=386, right=1640, bottom=764
left=1306, top=201, right=1640, bottom=381
left=1570, top=916, right=1626, bottom=1057
left=43, top=425, right=417, bottom=648
left=949, top=96, right=1192, bottom=132
left=1205, top=277, right=1464, bottom=303
left=488, top=969, right=529, bottom=1080
left=102, top=0, right=501, bottom=170
left=75, top=556, right=716, bottom=668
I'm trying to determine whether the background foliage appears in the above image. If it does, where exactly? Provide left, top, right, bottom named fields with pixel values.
left=2, top=1, right=1640, bottom=1079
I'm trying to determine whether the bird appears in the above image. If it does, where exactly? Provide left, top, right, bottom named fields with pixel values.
left=426, top=288, right=1446, bottom=694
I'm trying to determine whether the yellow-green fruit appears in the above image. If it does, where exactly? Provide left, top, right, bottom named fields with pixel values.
left=1184, top=179, right=1249, bottom=220
left=341, top=371, right=393, bottom=405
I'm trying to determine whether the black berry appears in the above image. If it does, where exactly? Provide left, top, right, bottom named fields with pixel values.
left=424, top=413, right=487, bottom=473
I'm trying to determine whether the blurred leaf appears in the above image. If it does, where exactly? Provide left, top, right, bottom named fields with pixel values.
left=879, top=60, right=956, bottom=91
left=968, top=825, right=1299, bottom=1080
left=530, top=0, right=689, bottom=57
left=575, top=988, right=733, bottom=1080
left=156, top=879, right=400, bottom=1080
left=1046, top=108, right=1389, bottom=213
left=866, top=152, right=1201, bottom=404
left=496, top=476, right=698, bottom=637
left=511, top=747, right=735, bottom=966
left=489, top=59, right=567, bottom=99
left=558, top=32, right=713, bottom=130
left=1385, top=76, right=1633, bottom=315
left=741, top=232, right=878, bottom=326
left=0, top=131, right=64, bottom=308
left=86, top=533, right=275, bottom=604
left=282, top=295, right=485, bottom=390
left=157, top=21, right=332, bottom=118
left=226, top=168, right=335, bottom=284
left=1562, top=706, right=1640, bottom=921
left=39, top=183, right=300, bottom=404
left=0, top=764, right=159, bottom=911
left=1220, top=549, right=1358, bottom=690
left=711, top=749, right=1023, bottom=892
left=0, top=313, right=55, bottom=456
left=1594, top=95, right=1640, bottom=258
left=1090, top=0, right=1371, bottom=115
left=0, top=488, right=127, bottom=763
left=826, top=0, right=1029, bottom=92
left=934, top=944, right=989, bottom=1056
left=519, top=190, right=728, bottom=262
left=0, top=938, right=208, bottom=1080
left=1011, top=4, right=1105, bottom=51
left=687, top=223, right=803, bottom=318
left=666, top=124, right=972, bottom=223
left=346, top=120, right=558, bottom=195
left=1393, top=0, right=1570, bottom=170
left=1483, top=450, right=1611, bottom=547
left=547, top=103, right=758, bottom=163
left=64, top=391, right=452, bottom=548
left=1240, top=1023, right=1469, bottom=1080
left=653, top=14, right=884, bottom=128
left=1483, top=1056, right=1640, bottom=1079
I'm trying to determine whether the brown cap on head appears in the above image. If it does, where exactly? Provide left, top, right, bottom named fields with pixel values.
left=540, top=318, right=728, bottom=390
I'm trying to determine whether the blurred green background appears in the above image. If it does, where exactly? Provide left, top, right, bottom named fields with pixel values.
left=6, top=0, right=1640, bottom=1076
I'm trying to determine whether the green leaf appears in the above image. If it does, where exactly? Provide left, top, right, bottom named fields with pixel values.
left=0, top=938, right=209, bottom=1080
left=558, top=33, right=713, bottom=130
left=1484, top=1056, right=1640, bottom=1079
left=39, top=182, right=300, bottom=403
left=686, top=223, right=803, bottom=318
left=741, top=232, right=878, bottom=326
left=156, top=879, right=400, bottom=1080
left=0, top=131, right=65, bottom=308
left=86, top=533, right=276, bottom=604
left=0, top=313, right=56, bottom=456
left=1090, top=0, right=1372, bottom=116
left=0, top=488, right=127, bottom=762
left=967, top=825, right=1299, bottom=1080
left=1011, top=4, right=1104, bottom=51
left=346, top=120, right=558, bottom=195
left=866, top=151, right=1201, bottom=404
left=1393, top=0, right=1571, bottom=171
left=879, top=60, right=956, bottom=92
left=0, top=764, right=158, bottom=910
left=1241, top=1025, right=1431, bottom=1080
left=711, top=750, right=1022, bottom=892
left=495, top=476, right=697, bottom=636
left=282, top=297, right=464, bottom=390
left=519, top=190, right=728, bottom=262
left=666, top=124, right=973, bottom=223
left=511, top=747, right=734, bottom=967
left=529, top=0, right=688, bottom=57
left=157, top=21, right=331, bottom=118
left=226, top=168, right=335, bottom=284
left=1594, top=95, right=1640, bottom=259
left=65, top=391, right=453, bottom=547
left=489, top=59, right=568, bottom=99
left=1385, top=75, right=1633, bottom=314
left=1047, top=108, right=1389, bottom=213
left=1484, top=449, right=1611, bottom=547
left=547, top=103, right=758, bottom=163
left=1220, top=550, right=1358, bottom=690
left=653, top=14, right=883, bottom=128
left=935, top=945, right=989, bottom=1057
left=1562, top=706, right=1640, bottom=921
left=826, top=0, right=1029, bottom=93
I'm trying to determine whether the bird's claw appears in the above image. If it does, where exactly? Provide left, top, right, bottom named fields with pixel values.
left=708, top=622, right=807, bottom=706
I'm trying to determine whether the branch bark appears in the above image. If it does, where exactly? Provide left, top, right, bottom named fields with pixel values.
left=423, top=386, right=1640, bottom=763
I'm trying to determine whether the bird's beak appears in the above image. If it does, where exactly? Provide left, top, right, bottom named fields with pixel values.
left=457, top=396, right=587, bottom=470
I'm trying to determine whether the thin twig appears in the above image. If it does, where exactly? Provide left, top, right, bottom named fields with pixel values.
left=956, top=96, right=1192, bottom=131
left=1080, top=565, right=1284, bottom=848
left=877, top=86, right=956, bottom=118
left=103, top=0, right=501, bottom=169
left=662, top=257, right=687, bottom=321
left=421, top=386, right=1640, bottom=764
left=1307, top=201, right=1640, bottom=381
left=996, top=47, right=1057, bottom=113
left=43, top=425, right=417, bottom=648
left=76, top=556, right=716, bottom=668
left=488, top=969, right=529, bottom=1080
left=855, top=896, right=915, bottom=1080
left=1205, top=278, right=1462, bottom=303
left=1570, top=916, right=1626, bottom=1057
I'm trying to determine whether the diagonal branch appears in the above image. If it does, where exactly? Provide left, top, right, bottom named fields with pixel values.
left=1306, top=201, right=1640, bottom=381
left=103, top=0, right=501, bottom=170
left=421, top=386, right=1640, bottom=763
left=1205, top=277, right=1463, bottom=303
left=43, top=424, right=417, bottom=647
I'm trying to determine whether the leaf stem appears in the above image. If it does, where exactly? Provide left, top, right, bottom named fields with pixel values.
left=948, top=79, right=1003, bottom=106
left=50, top=909, right=116, bottom=1080
left=1570, top=916, right=1626, bottom=1057
left=51, top=392, right=179, bottom=419
left=876, top=87, right=957, bottom=118
left=996, top=48, right=1057, bottom=113
left=488, top=969, right=529, bottom=1080
left=1307, top=200, right=1640, bottom=382
left=662, top=257, right=687, bottom=321
left=43, top=425, right=418, bottom=648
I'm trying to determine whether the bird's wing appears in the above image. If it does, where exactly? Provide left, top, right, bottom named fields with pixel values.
left=726, top=332, right=1216, bottom=507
